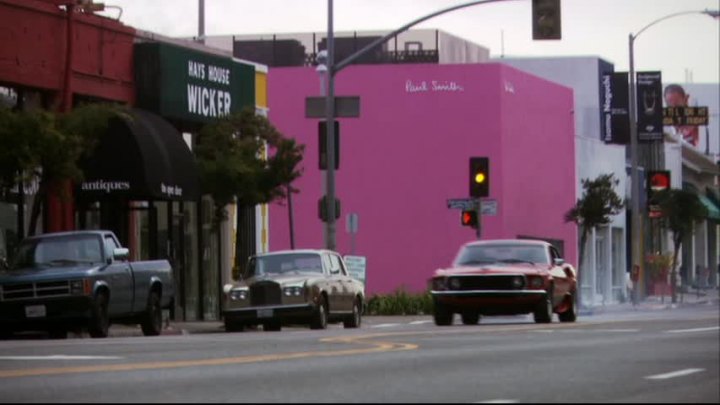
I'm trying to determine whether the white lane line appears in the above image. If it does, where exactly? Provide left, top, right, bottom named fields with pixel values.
left=409, top=320, right=432, bottom=325
left=473, top=399, right=519, bottom=403
left=370, top=323, right=400, bottom=328
left=665, top=326, right=720, bottom=334
left=645, top=368, right=704, bottom=380
left=0, top=355, right=123, bottom=360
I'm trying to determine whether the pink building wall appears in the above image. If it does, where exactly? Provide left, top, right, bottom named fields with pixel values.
left=267, top=63, right=576, bottom=294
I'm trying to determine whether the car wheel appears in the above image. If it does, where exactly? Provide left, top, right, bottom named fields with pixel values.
left=263, top=320, right=282, bottom=332
left=533, top=288, right=553, bottom=324
left=224, top=318, right=245, bottom=332
left=140, top=291, right=163, bottom=336
left=461, top=311, right=480, bottom=325
left=343, top=297, right=362, bottom=329
left=310, top=295, right=328, bottom=330
left=558, top=291, right=577, bottom=323
left=433, top=301, right=453, bottom=326
left=88, top=292, right=110, bottom=338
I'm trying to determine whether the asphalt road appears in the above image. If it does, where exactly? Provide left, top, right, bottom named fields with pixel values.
left=0, top=305, right=718, bottom=403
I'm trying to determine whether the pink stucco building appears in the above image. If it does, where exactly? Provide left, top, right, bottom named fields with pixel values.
left=268, top=63, right=577, bottom=294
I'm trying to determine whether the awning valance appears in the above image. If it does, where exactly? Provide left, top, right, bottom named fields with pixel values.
left=698, top=193, right=720, bottom=221
left=78, top=108, right=199, bottom=201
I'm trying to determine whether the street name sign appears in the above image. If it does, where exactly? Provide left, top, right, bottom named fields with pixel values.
left=305, top=96, right=361, bottom=118
left=447, top=198, right=479, bottom=210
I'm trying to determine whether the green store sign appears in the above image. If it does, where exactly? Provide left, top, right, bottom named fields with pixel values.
left=134, top=42, right=255, bottom=123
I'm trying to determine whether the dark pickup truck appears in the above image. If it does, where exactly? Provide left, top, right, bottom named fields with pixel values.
left=0, top=230, right=174, bottom=338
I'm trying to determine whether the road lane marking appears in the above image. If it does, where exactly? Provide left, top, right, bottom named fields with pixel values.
left=645, top=368, right=704, bottom=380
left=0, top=355, right=123, bottom=361
left=473, top=400, right=519, bottom=403
left=0, top=335, right=417, bottom=379
left=409, top=320, right=432, bottom=325
left=664, top=326, right=719, bottom=334
left=371, top=323, right=401, bottom=328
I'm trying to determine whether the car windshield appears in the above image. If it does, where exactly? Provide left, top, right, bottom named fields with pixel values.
left=245, top=253, right=324, bottom=278
left=10, top=234, right=104, bottom=269
left=454, top=244, right=549, bottom=266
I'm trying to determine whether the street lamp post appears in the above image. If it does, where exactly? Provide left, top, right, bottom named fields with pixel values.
left=322, top=0, right=517, bottom=250
left=627, top=9, right=719, bottom=301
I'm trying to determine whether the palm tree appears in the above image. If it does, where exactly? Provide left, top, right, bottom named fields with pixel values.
left=654, top=188, right=708, bottom=303
left=564, top=173, right=625, bottom=307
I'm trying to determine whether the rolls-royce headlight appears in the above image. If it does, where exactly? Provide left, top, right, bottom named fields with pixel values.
left=511, top=276, right=525, bottom=289
left=230, top=289, right=248, bottom=301
left=283, top=286, right=303, bottom=297
left=449, top=277, right=462, bottom=290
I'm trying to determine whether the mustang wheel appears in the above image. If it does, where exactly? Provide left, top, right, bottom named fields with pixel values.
left=343, top=297, right=362, bottom=328
left=263, top=320, right=282, bottom=332
left=533, top=288, right=553, bottom=324
left=310, top=295, right=328, bottom=330
left=433, top=301, right=453, bottom=326
left=558, top=291, right=577, bottom=323
left=88, top=292, right=110, bottom=338
left=461, top=311, right=480, bottom=325
left=47, top=328, right=68, bottom=339
left=141, top=291, right=163, bottom=336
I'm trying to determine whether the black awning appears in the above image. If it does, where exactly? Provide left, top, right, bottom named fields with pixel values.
left=78, top=108, right=199, bottom=201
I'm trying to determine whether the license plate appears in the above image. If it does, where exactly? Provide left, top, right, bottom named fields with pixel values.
left=25, top=305, right=46, bottom=318
left=257, top=308, right=274, bottom=318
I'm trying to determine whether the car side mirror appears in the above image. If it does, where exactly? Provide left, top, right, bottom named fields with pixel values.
left=113, top=248, right=130, bottom=262
left=553, top=258, right=565, bottom=266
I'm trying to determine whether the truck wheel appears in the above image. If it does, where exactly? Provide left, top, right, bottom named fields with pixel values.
left=88, top=292, right=110, bottom=338
left=141, top=291, right=163, bottom=336
left=47, top=328, right=68, bottom=339
left=224, top=319, right=245, bottom=332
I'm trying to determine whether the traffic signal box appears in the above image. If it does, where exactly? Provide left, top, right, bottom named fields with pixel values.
left=318, top=120, right=339, bottom=170
left=532, top=0, right=562, bottom=40
left=469, top=157, right=489, bottom=198
left=461, top=210, right=478, bottom=229
left=647, top=170, right=670, bottom=218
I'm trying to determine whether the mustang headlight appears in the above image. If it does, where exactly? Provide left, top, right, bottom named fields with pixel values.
left=230, top=289, right=248, bottom=301
left=511, top=276, right=525, bottom=289
left=448, top=277, right=462, bottom=290
left=431, top=277, right=447, bottom=291
left=283, top=286, right=303, bottom=297
left=528, top=276, right=544, bottom=288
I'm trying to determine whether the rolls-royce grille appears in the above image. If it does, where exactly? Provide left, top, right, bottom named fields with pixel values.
left=448, top=275, right=525, bottom=291
left=1, top=281, right=71, bottom=301
left=250, top=282, right=282, bottom=306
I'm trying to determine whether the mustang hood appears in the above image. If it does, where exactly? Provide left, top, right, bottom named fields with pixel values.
left=435, top=263, right=548, bottom=277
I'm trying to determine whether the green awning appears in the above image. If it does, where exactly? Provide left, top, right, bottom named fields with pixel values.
left=698, top=194, right=720, bottom=220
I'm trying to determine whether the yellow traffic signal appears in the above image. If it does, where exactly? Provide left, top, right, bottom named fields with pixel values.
left=469, top=157, right=489, bottom=197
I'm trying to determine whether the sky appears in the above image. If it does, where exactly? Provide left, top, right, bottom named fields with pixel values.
left=100, top=0, right=720, bottom=84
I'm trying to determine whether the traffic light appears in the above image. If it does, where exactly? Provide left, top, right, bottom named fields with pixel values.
left=469, top=157, right=489, bottom=197
left=532, top=0, right=562, bottom=40
left=646, top=170, right=670, bottom=218
left=461, top=210, right=478, bottom=228
left=318, top=195, right=341, bottom=222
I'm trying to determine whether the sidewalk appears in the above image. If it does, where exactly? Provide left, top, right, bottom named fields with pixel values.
left=107, top=287, right=719, bottom=338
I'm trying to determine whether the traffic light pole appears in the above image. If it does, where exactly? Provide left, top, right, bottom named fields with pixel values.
left=324, top=0, right=517, bottom=250
left=475, top=201, right=482, bottom=240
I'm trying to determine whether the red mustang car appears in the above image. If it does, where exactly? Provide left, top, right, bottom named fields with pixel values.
left=429, top=239, right=577, bottom=325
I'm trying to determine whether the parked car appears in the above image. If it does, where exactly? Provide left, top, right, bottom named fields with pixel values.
left=429, top=239, right=577, bottom=325
left=0, top=230, right=175, bottom=338
left=222, top=249, right=365, bottom=332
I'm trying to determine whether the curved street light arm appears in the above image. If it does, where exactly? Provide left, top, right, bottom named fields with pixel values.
left=633, top=9, right=719, bottom=40
left=333, top=0, right=518, bottom=74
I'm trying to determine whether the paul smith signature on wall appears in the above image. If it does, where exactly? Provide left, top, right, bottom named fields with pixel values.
left=405, top=80, right=465, bottom=93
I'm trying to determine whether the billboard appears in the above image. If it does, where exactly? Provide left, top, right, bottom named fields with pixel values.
left=662, top=83, right=714, bottom=149
left=601, top=72, right=630, bottom=144
left=636, top=71, right=663, bottom=142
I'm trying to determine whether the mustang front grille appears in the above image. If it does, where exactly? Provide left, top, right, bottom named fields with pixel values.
left=250, top=282, right=282, bottom=306
left=447, top=275, right=525, bottom=291
left=1, top=280, right=71, bottom=301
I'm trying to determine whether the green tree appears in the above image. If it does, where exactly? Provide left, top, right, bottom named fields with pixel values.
left=655, top=188, right=708, bottom=303
left=0, top=104, right=123, bottom=236
left=195, top=106, right=304, bottom=274
left=564, top=173, right=625, bottom=307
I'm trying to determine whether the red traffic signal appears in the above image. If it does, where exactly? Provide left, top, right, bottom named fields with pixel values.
left=461, top=210, right=478, bottom=228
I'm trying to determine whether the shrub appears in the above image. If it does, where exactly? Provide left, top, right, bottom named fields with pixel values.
left=365, top=286, right=433, bottom=315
